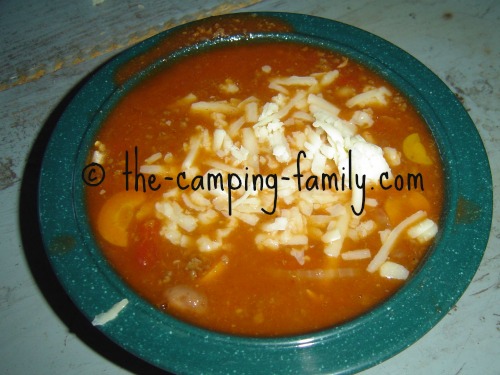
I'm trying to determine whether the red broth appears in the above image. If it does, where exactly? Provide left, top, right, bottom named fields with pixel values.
left=86, top=41, right=443, bottom=337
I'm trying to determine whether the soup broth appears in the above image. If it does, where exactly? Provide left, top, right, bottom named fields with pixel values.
left=86, top=40, right=443, bottom=336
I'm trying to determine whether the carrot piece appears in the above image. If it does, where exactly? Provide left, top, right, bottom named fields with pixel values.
left=97, top=191, right=147, bottom=247
left=402, top=133, right=433, bottom=165
left=384, top=191, right=430, bottom=226
left=408, top=191, right=431, bottom=212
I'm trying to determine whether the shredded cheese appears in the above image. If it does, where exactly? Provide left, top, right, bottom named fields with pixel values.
left=341, top=249, right=371, bottom=260
left=346, top=86, right=392, bottom=108
left=379, top=261, right=410, bottom=280
left=408, top=218, right=438, bottom=243
left=136, top=65, right=439, bottom=276
left=367, top=211, right=427, bottom=273
left=92, top=299, right=129, bottom=326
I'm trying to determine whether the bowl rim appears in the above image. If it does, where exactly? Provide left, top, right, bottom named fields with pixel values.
left=38, top=12, right=493, bottom=375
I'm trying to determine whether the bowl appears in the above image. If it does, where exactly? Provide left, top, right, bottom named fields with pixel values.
left=38, top=12, right=492, bottom=374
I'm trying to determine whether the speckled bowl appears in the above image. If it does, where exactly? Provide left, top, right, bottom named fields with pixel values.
left=38, top=12, right=492, bottom=374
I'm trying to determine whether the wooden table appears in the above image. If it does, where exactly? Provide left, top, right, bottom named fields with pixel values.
left=1, top=0, right=498, bottom=373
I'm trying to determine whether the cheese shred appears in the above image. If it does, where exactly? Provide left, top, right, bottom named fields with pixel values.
left=92, top=299, right=129, bottom=326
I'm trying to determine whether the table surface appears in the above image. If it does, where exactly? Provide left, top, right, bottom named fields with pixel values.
left=1, top=0, right=498, bottom=374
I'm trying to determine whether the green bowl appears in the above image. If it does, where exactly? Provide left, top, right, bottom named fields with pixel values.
left=38, top=12, right=492, bottom=374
